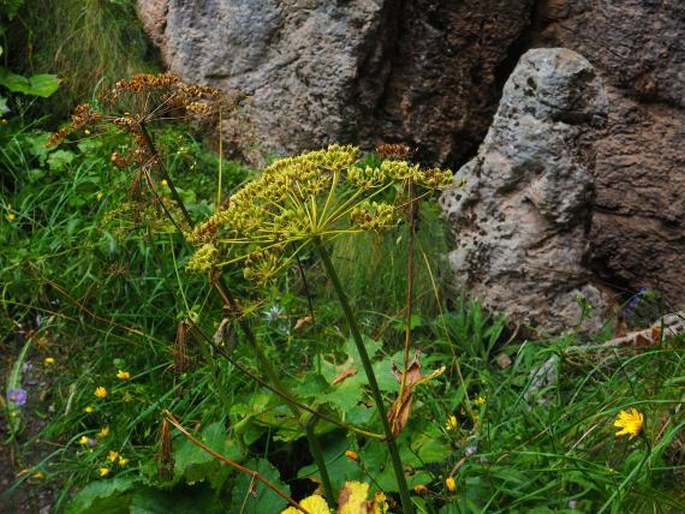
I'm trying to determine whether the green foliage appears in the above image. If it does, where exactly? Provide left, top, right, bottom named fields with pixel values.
left=0, top=0, right=61, bottom=118
left=229, top=458, right=289, bottom=514
left=433, top=296, right=510, bottom=362
left=1, top=0, right=25, bottom=21
left=330, top=199, right=452, bottom=323
left=1, top=72, right=682, bottom=514
left=0, top=68, right=59, bottom=97
left=5, top=0, right=156, bottom=120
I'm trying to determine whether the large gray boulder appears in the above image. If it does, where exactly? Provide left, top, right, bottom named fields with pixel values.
left=440, top=48, right=610, bottom=333
left=136, top=0, right=534, bottom=162
left=136, top=0, right=685, bottom=331
left=532, top=1, right=685, bottom=318
left=138, top=0, right=384, bottom=157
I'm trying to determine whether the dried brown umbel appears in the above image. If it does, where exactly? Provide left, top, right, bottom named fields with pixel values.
left=157, top=418, right=175, bottom=480
left=376, top=143, right=412, bottom=161
left=48, top=103, right=101, bottom=147
left=99, top=72, right=231, bottom=128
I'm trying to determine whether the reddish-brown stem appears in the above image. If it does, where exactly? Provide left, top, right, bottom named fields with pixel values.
left=163, top=410, right=310, bottom=514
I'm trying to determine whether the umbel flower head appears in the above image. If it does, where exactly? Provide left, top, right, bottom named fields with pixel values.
left=614, top=408, right=644, bottom=440
left=187, top=144, right=454, bottom=284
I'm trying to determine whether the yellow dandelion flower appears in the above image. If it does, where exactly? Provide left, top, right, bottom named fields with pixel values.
left=99, top=467, right=110, bottom=477
left=345, top=450, right=360, bottom=461
left=84, top=129, right=91, bottom=135
left=96, top=191, right=104, bottom=201
left=107, top=451, right=119, bottom=462
left=475, top=395, right=487, bottom=406
left=118, top=457, right=128, bottom=467
left=7, top=212, right=16, bottom=222
left=614, top=408, right=644, bottom=440
left=116, top=370, right=130, bottom=380
left=371, top=491, right=388, bottom=514
left=413, top=484, right=428, bottom=494
left=84, top=406, right=94, bottom=414
left=94, top=386, right=108, bottom=399
left=78, top=435, right=89, bottom=445
left=161, top=179, right=168, bottom=188
left=98, top=426, right=110, bottom=438
left=445, top=476, right=456, bottom=493
left=44, top=357, right=55, bottom=365
left=281, top=494, right=330, bottom=514
left=446, top=415, right=458, bottom=431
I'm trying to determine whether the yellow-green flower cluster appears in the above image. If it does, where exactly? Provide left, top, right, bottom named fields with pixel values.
left=350, top=201, right=397, bottom=231
left=347, top=165, right=390, bottom=190
left=378, top=160, right=453, bottom=189
left=186, top=243, right=219, bottom=273
left=186, top=144, right=454, bottom=281
left=243, top=246, right=286, bottom=286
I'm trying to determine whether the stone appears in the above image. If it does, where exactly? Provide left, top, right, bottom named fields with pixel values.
left=532, top=0, right=685, bottom=317
left=440, top=48, right=611, bottom=333
left=136, top=0, right=534, bottom=163
left=135, top=0, right=685, bottom=331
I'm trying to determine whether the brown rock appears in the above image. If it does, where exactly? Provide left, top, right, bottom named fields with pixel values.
left=533, top=0, right=685, bottom=313
left=135, top=0, right=534, bottom=163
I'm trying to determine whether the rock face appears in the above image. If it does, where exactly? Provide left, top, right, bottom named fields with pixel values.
left=440, top=48, right=610, bottom=333
left=137, top=0, right=685, bottom=331
left=136, top=0, right=534, bottom=163
left=532, top=1, right=685, bottom=317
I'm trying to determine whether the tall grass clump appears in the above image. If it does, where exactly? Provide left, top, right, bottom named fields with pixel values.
left=6, top=0, right=156, bottom=120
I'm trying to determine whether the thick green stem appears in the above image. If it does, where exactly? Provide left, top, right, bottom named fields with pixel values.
left=215, top=279, right=335, bottom=505
left=136, top=124, right=335, bottom=505
left=304, top=417, right=335, bottom=503
left=315, top=238, right=413, bottom=514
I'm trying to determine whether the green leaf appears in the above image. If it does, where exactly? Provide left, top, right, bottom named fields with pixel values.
left=0, top=68, right=60, bottom=97
left=77, top=138, right=103, bottom=154
left=229, top=458, right=289, bottom=514
left=173, top=421, right=244, bottom=487
left=46, top=149, right=76, bottom=171
left=130, top=483, right=224, bottom=514
left=297, top=432, right=363, bottom=488
left=25, top=131, right=52, bottom=163
left=66, top=477, right=136, bottom=514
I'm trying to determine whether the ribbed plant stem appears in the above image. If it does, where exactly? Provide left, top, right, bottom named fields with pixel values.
left=138, top=123, right=334, bottom=504
left=315, top=238, right=413, bottom=514
left=215, top=280, right=335, bottom=505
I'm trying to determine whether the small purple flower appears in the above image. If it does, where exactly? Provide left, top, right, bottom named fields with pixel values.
left=263, top=304, right=284, bottom=323
left=7, top=388, right=28, bottom=406
left=622, top=288, right=648, bottom=318
left=464, top=444, right=478, bottom=457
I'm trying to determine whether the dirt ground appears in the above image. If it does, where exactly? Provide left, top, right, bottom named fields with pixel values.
left=1, top=331, right=60, bottom=513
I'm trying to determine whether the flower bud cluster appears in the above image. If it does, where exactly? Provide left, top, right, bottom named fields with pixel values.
left=187, top=144, right=455, bottom=283
left=350, top=201, right=397, bottom=231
